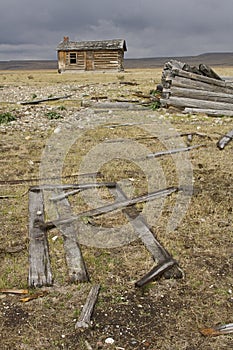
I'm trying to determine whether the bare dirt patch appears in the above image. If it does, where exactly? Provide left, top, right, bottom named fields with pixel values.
left=0, top=68, right=232, bottom=349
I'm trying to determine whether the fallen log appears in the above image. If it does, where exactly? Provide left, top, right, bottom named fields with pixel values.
left=161, top=96, right=233, bottom=111
left=184, top=108, right=233, bottom=117
left=199, top=63, right=222, bottom=80
left=165, top=86, right=233, bottom=104
left=171, top=76, right=233, bottom=94
left=171, top=68, right=233, bottom=88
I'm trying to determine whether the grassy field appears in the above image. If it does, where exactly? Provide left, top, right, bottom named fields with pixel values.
left=0, top=68, right=233, bottom=350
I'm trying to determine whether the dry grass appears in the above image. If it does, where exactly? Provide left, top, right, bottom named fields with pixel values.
left=0, top=68, right=232, bottom=349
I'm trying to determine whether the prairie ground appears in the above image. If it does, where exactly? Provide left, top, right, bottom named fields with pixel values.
left=0, top=67, right=232, bottom=349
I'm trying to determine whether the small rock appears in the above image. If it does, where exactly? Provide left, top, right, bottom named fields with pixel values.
left=105, top=337, right=114, bottom=344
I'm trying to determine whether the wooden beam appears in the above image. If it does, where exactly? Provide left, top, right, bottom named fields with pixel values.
left=161, top=96, right=233, bottom=111
left=184, top=108, right=233, bottom=117
left=52, top=191, right=89, bottom=283
left=168, top=86, right=233, bottom=104
left=40, top=187, right=179, bottom=230
left=28, top=189, right=53, bottom=287
left=171, top=68, right=233, bottom=88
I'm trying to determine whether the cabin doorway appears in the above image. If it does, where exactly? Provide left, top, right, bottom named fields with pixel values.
left=85, top=51, right=94, bottom=70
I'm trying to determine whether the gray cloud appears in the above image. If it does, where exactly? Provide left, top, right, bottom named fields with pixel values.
left=1, top=0, right=233, bottom=60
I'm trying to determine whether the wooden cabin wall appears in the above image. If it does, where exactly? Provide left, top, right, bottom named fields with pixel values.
left=58, top=49, right=125, bottom=72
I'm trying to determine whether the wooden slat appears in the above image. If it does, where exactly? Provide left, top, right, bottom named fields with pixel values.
left=110, top=185, right=183, bottom=279
left=28, top=189, right=53, bottom=287
left=42, top=187, right=178, bottom=229
left=53, top=192, right=89, bottom=283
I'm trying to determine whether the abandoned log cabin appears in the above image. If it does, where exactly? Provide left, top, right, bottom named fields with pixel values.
left=56, top=37, right=127, bottom=73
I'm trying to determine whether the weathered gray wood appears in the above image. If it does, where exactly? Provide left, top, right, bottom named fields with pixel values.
left=168, top=86, right=233, bottom=104
left=199, top=63, right=222, bottom=80
left=32, top=182, right=116, bottom=192
left=81, top=100, right=146, bottom=110
left=184, top=108, right=233, bottom=117
left=52, top=191, right=89, bottom=283
left=21, top=94, right=72, bottom=105
left=161, top=96, right=233, bottom=110
left=146, top=144, right=205, bottom=158
left=135, top=258, right=177, bottom=287
left=171, top=76, right=233, bottom=94
left=41, top=187, right=178, bottom=230
left=111, top=185, right=183, bottom=279
left=171, top=68, right=231, bottom=88
left=217, top=129, right=233, bottom=149
left=28, top=189, right=53, bottom=287
left=75, top=284, right=100, bottom=329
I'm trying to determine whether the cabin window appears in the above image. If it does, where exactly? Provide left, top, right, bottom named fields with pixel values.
left=69, top=52, right=77, bottom=64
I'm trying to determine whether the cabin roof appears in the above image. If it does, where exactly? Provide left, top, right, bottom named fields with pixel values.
left=57, top=38, right=127, bottom=52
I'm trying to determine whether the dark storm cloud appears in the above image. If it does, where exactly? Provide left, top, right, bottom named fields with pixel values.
left=1, top=0, right=233, bottom=60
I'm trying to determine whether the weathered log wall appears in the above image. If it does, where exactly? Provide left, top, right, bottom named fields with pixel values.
left=160, top=60, right=233, bottom=116
left=58, top=49, right=124, bottom=72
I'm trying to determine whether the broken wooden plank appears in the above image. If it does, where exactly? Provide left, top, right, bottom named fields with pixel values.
left=32, top=182, right=116, bottom=192
left=184, top=108, right=233, bottom=117
left=110, top=184, right=183, bottom=280
left=146, top=144, right=206, bottom=159
left=135, top=258, right=177, bottom=287
left=52, top=191, right=89, bottom=283
left=75, top=284, right=100, bottom=329
left=40, top=187, right=179, bottom=230
left=20, top=94, right=72, bottom=105
left=217, top=129, right=233, bottom=149
left=28, top=188, right=53, bottom=287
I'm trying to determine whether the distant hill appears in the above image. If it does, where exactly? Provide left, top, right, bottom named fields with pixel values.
left=0, top=52, right=233, bottom=70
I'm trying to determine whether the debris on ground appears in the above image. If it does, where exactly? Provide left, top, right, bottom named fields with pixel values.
left=160, top=60, right=233, bottom=116
left=217, top=128, right=233, bottom=149
left=200, top=322, right=233, bottom=336
left=75, top=284, right=100, bottom=329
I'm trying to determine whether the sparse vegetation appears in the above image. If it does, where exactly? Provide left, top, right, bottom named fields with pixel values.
left=0, top=112, right=16, bottom=124
left=45, top=110, right=63, bottom=119
left=0, top=68, right=232, bottom=350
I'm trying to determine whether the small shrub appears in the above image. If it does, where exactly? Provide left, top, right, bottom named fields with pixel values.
left=32, top=93, right=37, bottom=99
left=46, top=111, right=63, bottom=120
left=150, top=101, right=161, bottom=110
left=0, top=112, right=17, bottom=124
left=57, top=105, right=67, bottom=111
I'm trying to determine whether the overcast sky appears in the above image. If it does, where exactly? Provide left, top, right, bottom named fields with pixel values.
left=1, top=0, right=233, bottom=60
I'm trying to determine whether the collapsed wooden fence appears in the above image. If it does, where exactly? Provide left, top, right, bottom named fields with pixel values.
left=160, top=60, right=233, bottom=116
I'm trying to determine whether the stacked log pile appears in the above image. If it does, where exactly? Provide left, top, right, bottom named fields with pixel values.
left=160, top=60, right=233, bottom=116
